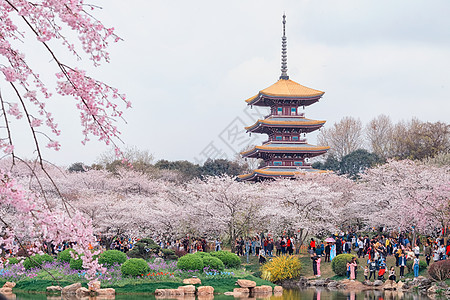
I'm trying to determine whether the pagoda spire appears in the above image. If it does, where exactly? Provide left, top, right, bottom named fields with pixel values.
left=280, top=14, right=289, bottom=80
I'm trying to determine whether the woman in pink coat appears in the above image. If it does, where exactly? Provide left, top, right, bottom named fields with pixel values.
left=349, top=257, right=358, bottom=280
left=316, top=256, right=321, bottom=277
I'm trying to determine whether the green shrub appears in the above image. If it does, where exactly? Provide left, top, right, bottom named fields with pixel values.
left=23, top=254, right=54, bottom=270
left=57, top=248, right=77, bottom=263
left=128, top=238, right=160, bottom=260
left=203, top=256, right=224, bottom=271
left=161, top=249, right=177, bottom=260
left=210, top=251, right=240, bottom=268
left=121, top=258, right=150, bottom=277
left=177, top=254, right=204, bottom=271
left=192, top=252, right=211, bottom=258
left=261, top=255, right=301, bottom=282
left=7, top=257, right=20, bottom=265
left=69, top=257, right=84, bottom=270
left=331, top=254, right=358, bottom=276
left=428, top=260, right=450, bottom=281
left=98, top=250, right=127, bottom=267
left=406, top=259, right=428, bottom=273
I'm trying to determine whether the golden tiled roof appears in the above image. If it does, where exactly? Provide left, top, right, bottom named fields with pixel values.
left=238, top=167, right=328, bottom=180
left=240, top=143, right=330, bottom=156
left=245, top=79, right=324, bottom=103
left=245, top=118, right=325, bottom=131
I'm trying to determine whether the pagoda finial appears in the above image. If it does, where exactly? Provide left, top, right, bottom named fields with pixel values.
left=280, top=14, right=289, bottom=80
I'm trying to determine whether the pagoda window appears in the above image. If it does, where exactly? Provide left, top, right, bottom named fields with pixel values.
left=277, top=107, right=282, bottom=115
left=275, top=136, right=282, bottom=141
left=291, top=107, right=297, bottom=115
left=292, top=136, right=299, bottom=140
left=294, top=161, right=303, bottom=166
left=273, top=161, right=282, bottom=166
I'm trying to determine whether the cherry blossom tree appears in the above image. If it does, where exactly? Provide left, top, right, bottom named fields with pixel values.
left=0, top=0, right=128, bottom=278
left=359, top=159, right=450, bottom=234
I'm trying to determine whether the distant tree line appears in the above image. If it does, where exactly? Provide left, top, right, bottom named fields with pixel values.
left=68, top=146, right=248, bottom=182
left=313, top=115, right=450, bottom=178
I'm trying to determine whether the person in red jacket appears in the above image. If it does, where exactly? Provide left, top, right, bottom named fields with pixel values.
left=310, top=238, right=316, bottom=251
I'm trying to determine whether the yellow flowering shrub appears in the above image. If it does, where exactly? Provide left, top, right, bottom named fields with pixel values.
left=261, top=255, right=301, bottom=282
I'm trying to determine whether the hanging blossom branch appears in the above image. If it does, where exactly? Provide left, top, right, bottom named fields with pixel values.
left=0, top=0, right=130, bottom=280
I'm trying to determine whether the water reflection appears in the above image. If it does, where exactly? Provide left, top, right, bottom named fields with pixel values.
left=9, top=289, right=439, bottom=300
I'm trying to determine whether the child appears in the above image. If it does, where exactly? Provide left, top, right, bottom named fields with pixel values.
left=362, top=265, right=369, bottom=281
left=259, top=250, right=266, bottom=264
left=388, top=266, right=396, bottom=281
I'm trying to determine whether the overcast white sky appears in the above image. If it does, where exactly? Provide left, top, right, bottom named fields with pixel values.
left=14, top=0, right=450, bottom=165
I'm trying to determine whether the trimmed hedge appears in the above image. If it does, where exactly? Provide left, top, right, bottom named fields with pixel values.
left=69, top=257, right=84, bottom=270
left=192, top=252, right=211, bottom=259
left=98, top=250, right=127, bottom=266
left=331, top=254, right=358, bottom=276
left=177, top=254, right=203, bottom=271
left=121, top=258, right=150, bottom=277
left=428, top=260, right=450, bottom=281
left=57, top=248, right=77, bottom=263
left=210, top=251, right=240, bottom=268
left=203, top=256, right=224, bottom=271
left=23, top=254, right=54, bottom=270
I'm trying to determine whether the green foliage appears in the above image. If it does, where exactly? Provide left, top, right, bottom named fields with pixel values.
left=23, top=254, right=54, bottom=270
left=201, top=159, right=247, bottom=177
left=128, top=238, right=160, bottom=260
left=69, top=257, right=84, bottom=270
left=177, top=254, right=204, bottom=271
left=57, top=248, right=77, bottom=263
left=161, top=249, right=177, bottom=260
left=331, top=254, right=358, bottom=276
left=7, top=257, right=20, bottom=265
left=313, top=155, right=340, bottom=172
left=202, top=256, right=225, bottom=271
left=192, top=252, right=211, bottom=258
left=98, top=250, right=127, bottom=266
left=121, top=258, right=150, bottom=277
left=210, top=251, right=240, bottom=268
left=406, top=259, right=428, bottom=273
left=340, top=149, right=382, bottom=178
left=428, top=260, right=450, bottom=281
left=261, top=255, right=302, bottom=282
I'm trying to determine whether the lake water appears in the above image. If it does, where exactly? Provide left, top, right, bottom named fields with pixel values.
left=10, top=288, right=440, bottom=300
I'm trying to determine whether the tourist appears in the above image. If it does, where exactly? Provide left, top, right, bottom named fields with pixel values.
left=259, top=249, right=266, bottom=264
left=281, top=237, right=287, bottom=255
left=413, top=255, right=420, bottom=277
left=310, top=238, right=316, bottom=252
left=311, top=254, right=318, bottom=276
left=245, top=238, right=251, bottom=264
left=433, top=245, right=440, bottom=262
left=368, top=258, right=377, bottom=281
left=349, top=257, right=358, bottom=281
left=215, top=238, right=221, bottom=251
left=357, top=237, right=364, bottom=258
left=363, top=265, right=369, bottom=281
left=438, top=243, right=446, bottom=260
left=330, top=242, right=336, bottom=261
left=287, top=236, right=293, bottom=255
left=413, top=243, right=420, bottom=258
left=275, top=238, right=281, bottom=256
left=255, top=237, right=261, bottom=256
left=316, top=255, right=321, bottom=277
left=424, top=242, right=431, bottom=265
left=267, top=238, right=274, bottom=257
left=399, top=253, right=407, bottom=279
left=251, top=238, right=256, bottom=256
left=324, top=243, right=331, bottom=262
left=388, top=266, right=396, bottom=281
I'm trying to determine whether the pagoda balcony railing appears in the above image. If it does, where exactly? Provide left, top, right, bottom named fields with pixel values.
left=264, top=138, right=307, bottom=144
left=265, top=112, right=305, bottom=118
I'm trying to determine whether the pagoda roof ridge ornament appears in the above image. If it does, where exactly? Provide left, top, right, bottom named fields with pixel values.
left=280, top=14, right=289, bottom=80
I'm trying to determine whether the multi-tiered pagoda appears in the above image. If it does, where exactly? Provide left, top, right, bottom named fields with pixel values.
left=239, top=15, right=329, bottom=181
